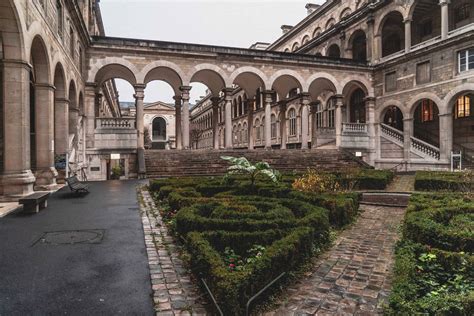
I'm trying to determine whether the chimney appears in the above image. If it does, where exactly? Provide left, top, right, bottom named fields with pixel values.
left=305, top=3, right=321, bottom=15
left=281, top=25, right=293, bottom=35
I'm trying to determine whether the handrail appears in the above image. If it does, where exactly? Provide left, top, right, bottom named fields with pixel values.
left=380, top=123, right=404, bottom=143
left=410, top=136, right=440, bottom=160
left=343, top=122, right=368, bottom=133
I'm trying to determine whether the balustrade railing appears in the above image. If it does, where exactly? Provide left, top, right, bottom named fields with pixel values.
left=380, top=123, right=404, bottom=144
left=97, top=117, right=136, bottom=129
left=342, top=123, right=368, bottom=134
left=410, top=137, right=440, bottom=160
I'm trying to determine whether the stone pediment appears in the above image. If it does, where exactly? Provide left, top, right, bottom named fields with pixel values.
left=144, top=102, right=175, bottom=112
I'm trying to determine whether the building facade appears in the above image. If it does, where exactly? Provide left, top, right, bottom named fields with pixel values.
left=0, top=0, right=473, bottom=199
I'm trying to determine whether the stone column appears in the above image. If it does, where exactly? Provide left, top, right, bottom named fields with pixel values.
left=174, top=96, right=182, bottom=150
left=84, top=84, right=97, bottom=149
left=180, top=86, right=191, bottom=149
left=365, top=97, right=377, bottom=163
left=134, top=85, right=145, bottom=149
left=300, top=93, right=310, bottom=149
left=404, top=19, right=412, bottom=53
left=403, top=118, right=413, bottom=161
left=247, top=100, right=255, bottom=150
left=366, top=14, right=375, bottom=62
left=310, top=103, right=318, bottom=148
left=279, top=101, right=287, bottom=150
left=440, top=0, right=450, bottom=40
left=335, top=95, right=344, bottom=148
left=211, top=97, right=220, bottom=150
left=263, top=91, right=273, bottom=149
left=373, top=34, right=381, bottom=61
left=34, top=83, right=58, bottom=186
left=54, top=98, right=70, bottom=155
left=0, top=60, right=36, bottom=196
left=439, top=113, right=453, bottom=161
left=224, top=88, right=233, bottom=149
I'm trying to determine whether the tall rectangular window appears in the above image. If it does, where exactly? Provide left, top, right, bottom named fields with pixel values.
left=69, top=27, right=75, bottom=57
left=456, top=95, right=471, bottom=119
left=271, top=115, right=277, bottom=139
left=385, top=71, right=397, bottom=92
left=421, top=99, right=434, bottom=122
left=316, top=104, right=323, bottom=128
left=416, top=61, right=431, bottom=84
left=459, top=48, right=474, bottom=72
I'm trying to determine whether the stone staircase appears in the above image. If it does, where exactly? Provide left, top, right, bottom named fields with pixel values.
left=145, top=149, right=366, bottom=178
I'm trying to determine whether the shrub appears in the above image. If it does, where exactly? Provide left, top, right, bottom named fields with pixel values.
left=415, top=171, right=473, bottom=192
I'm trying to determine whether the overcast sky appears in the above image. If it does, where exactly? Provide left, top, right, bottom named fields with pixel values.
left=100, top=0, right=324, bottom=104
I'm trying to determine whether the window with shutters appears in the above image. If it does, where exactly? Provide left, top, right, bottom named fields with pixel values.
left=385, top=71, right=397, bottom=92
left=416, top=61, right=431, bottom=85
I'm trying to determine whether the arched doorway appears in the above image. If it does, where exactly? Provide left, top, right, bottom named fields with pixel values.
left=381, top=12, right=405, bottom=57
left=152, top=116, right=167, bottom=149
left=413, top=99, right=440, bottom=147
left=383, top=106, right=404, bottom=131
left=349, top=88, right=366, bottom=123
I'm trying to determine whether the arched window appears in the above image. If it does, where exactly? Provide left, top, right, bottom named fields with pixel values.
left=289, top=108, right=297, bottom=136
left=350, top=88, right=366, bottom=123
left=328, top=44, right=341, bottom=58
left=325, top=18, right=335, bottom=30
left=352, top=31, right=367, bottom=61
left=292, top=43, right=300, bottom=52
left=271, top=114, right=277, bottom=139
left=57, top=0, right=64, bottom=38
left=302, top=35, right=310, bottom=45
left=243, top=122, right=248, bottom=142
left=152, top=117, right=167, bottom=141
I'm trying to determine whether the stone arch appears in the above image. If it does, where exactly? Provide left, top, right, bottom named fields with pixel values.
left=326, top=18, right=336, bottom=30
left=302, top=35, right=311, bottom=45
left=341, top=79, right=371, bottom=98
left=313, top=27, right=322, bottom=38
left=230, top=67, right=268, bottom=98
left=94, top=63, right=137, bottom=86
left=409, top=0, right=441, bottom=46
left=53, top=63, right=67, bottom=99
left=348, top=29, right=367, bottom=61
left=141, top=61, right=185, bottom=94
left=377, top=11, right=405, bottom=57
left=442, top=83, right=474, bottom=115
left=292, top=42, right=300, bottom=52
left=408, top=92, right=443, bottom=118
left=307, top=73, right=339, bottom=102
left=0, top=0, right=25, bottom=60
left=340, top=7, right=352, bottom=20
left=88, top=57, right=140, bottom=84
left=189, top=64, right=229, bottom=95
left=269, top=70, right=304, bottom=100
left=377, top=99, right=407, bottom=123
left=152, top=116, right=167, bottom=141
left=327, top=44, right=341, bottom=58
left=375, top=7, right=408, bottom=37
left=30, top=35, right=51, bottom=84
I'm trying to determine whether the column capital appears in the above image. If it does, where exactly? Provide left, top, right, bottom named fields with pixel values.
left=180, top=85, right=192, bottom=93
left=439, top=0, right=450, bottom=6
left=210, top=96, right=221, bottom=106
left=0, top=58, right=32, bottom=71
left=55, top=97, right=70, bottom=103
left=403, top=18, right=412, bottom=24
left=300, top=92, right=311, bottom=104
left=35, top=83, right=56, bottom=90
left=222, top=87, right=234, bottom=95
left=364, top=96, right=376, bottom=103
left=173, top=95, right=182, bottom=105
left=134, top=90, right=144, bottom=100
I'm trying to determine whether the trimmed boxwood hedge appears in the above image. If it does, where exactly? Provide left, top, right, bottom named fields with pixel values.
left=148, top=176, right=361, bottom=314
left=415, top=171, right=472, bottom=192
left=387, top=193, right=474, bottom=315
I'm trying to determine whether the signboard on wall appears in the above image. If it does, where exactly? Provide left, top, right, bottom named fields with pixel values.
left=111, top=154, right=121, bottom=160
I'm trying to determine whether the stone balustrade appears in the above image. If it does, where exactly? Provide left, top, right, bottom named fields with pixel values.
left=343, top=123, right=368, bottom=134
left=96, top=118, right=136, bottom=130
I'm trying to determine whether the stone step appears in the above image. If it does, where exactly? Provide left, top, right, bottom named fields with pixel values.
left=360, top=192, right=411, bottom=207
left=144, top=149, right=365, bottom=179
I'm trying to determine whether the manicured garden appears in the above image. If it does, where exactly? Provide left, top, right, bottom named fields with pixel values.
left=148, top=158, right=391, bottom=314
left=386, top=193, right=474, bottom=315
left=415, top=170, right=473, bottom=192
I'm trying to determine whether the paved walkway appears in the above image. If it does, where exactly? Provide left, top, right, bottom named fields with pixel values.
left=386, top=174, right=415, bottom=193
left=268, top=205, right=406, bottom=315
left=0, top=181, right=154, bottom=315
left=140, top=190, right=208, bottom=315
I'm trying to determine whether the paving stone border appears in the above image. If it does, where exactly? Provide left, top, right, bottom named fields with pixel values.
left=139, top=189, right=208, bottom=315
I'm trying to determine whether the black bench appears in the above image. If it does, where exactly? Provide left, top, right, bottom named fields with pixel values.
left=66, top=176, right=90, bottom=194
left=19, top=192, right=51, bottom=214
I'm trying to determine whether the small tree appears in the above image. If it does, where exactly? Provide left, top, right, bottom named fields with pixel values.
left=144, top=127, right=152, bottom=149
left=190, top=128, right=203, bottom=149
left=221, top=156, right=280, bottom=186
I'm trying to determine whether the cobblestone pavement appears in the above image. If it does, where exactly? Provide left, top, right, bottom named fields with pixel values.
left=268, top=205, right=406, bottom=316
left=140, top=190, right=208, bottom=315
